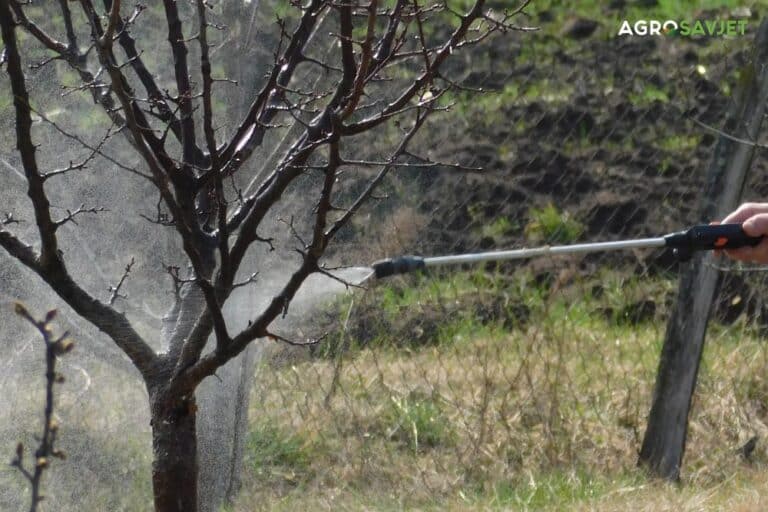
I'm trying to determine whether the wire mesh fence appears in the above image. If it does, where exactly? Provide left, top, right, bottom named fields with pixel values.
left=2, top=1, right=768, bottom=510
left=241, top=9, right=768, bottom=507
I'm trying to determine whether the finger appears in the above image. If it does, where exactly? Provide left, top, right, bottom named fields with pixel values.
left=710, top=220, right=720, bottom=259
left=721, top=203, right=768, bottom=224
left=710, top=221, right=724, bottom=259
left=724, top=247, right=754, bottom=261
left=721, top=203, right=761, bottom=224
left=725, top=238, right=768, bottom=263
left=741, top=213, right=768, bottom=237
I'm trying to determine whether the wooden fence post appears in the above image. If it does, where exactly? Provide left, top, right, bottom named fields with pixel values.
left=638, top=19, right=768, bottom=480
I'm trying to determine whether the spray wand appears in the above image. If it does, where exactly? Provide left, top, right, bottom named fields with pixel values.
left=371, top=223, right=764, bottom=279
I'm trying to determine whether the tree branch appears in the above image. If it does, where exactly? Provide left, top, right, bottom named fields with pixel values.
left=342, top=0, right=501, bottom=135
left=1, top=0, right=59, bottom=266
left=217, top=0, right=328, bottom=174
left=99, top=0, right=121, bottom=47
left=0, top=228, right=158, bottom=377
left=0, top=1, right=157, bottom=378
left=162, top=0, right=199, bottom=165
left=53, top=204, right=107, bottom=228
left=327, top=108, right=427, bottom=239
left=103, top=0, right=200, bottom=158
left=197, top=0, right=229, bottom=274
left=58, top=0, right=80, bottom=52
left=11, top=305, right=72, bottom=512
left=175, top=131, right=343, bottom=391
left=108, top=256, right=135, bottom=305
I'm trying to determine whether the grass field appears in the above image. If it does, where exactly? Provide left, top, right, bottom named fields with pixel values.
left=231, top=268, right=768, bottom=511
left=6, top=268, right=768, bottom=511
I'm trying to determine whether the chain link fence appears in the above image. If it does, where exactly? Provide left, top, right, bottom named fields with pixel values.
left=2, top=2, right=768, bottom=511
left=241, top=8, right=768, bottom=508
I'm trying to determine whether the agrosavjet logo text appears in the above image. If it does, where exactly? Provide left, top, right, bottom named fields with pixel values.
left=618, top=19, right=748, bottom=37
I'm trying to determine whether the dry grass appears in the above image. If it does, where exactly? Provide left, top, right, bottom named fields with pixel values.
left=5, top=271, right=768, bottom=511
left=235, top=270, right=768, bottom=511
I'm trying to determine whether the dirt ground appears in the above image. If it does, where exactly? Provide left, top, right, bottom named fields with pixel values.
left=363, top=21, right=765, bottom=272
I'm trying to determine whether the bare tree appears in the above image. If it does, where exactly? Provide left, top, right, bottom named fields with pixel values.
left=0, top=1, right=530, bottom=510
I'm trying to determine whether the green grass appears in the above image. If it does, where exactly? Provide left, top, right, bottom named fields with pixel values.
left=525, top=203, right=585, bottom=244
left=381, top=390, right=454, bottom=452
left=436, top=0, right=751, bottom=151
left=658, top=134, right=702, bottom=152
left=246, top=420, right=316, bottom=485
left=475, top=469, right=645, bottom=510
left=319, top=266, right=672, bottom=359
left=240, top=265, right=768, bottom=511
left=629, top=85, right=670, bottom=106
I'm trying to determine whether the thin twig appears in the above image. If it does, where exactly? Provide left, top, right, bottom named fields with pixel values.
left=2, top=213, right=20, bottom=225
left=108, top=257, right=136, bottom=305
left=53, top=204, right=107, bottom=228
left=266, top=330, right=326, bottom=347
left=10, top=304, right=73, bottom=512
left=691, top=116, right=768, bottom=150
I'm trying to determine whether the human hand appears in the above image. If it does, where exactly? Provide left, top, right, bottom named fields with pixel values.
left=719, top=203, right=768, bottom=263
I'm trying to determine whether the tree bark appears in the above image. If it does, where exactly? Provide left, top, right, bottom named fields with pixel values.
left=151, top=390, right=199, bottom=512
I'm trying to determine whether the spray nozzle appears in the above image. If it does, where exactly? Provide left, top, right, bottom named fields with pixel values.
left=371, top=255, right=426, bottom=279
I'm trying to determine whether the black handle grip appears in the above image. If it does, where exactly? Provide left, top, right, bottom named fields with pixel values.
left=664, top=223, right=764, bottom=253
left=371, top=255, right=426, bottom=279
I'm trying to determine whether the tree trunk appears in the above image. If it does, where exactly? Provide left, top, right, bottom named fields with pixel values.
left=151, top=390, right=199, bottom=512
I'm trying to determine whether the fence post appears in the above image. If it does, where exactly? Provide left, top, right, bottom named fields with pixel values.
left=638, top=19, right=768, bottom=480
